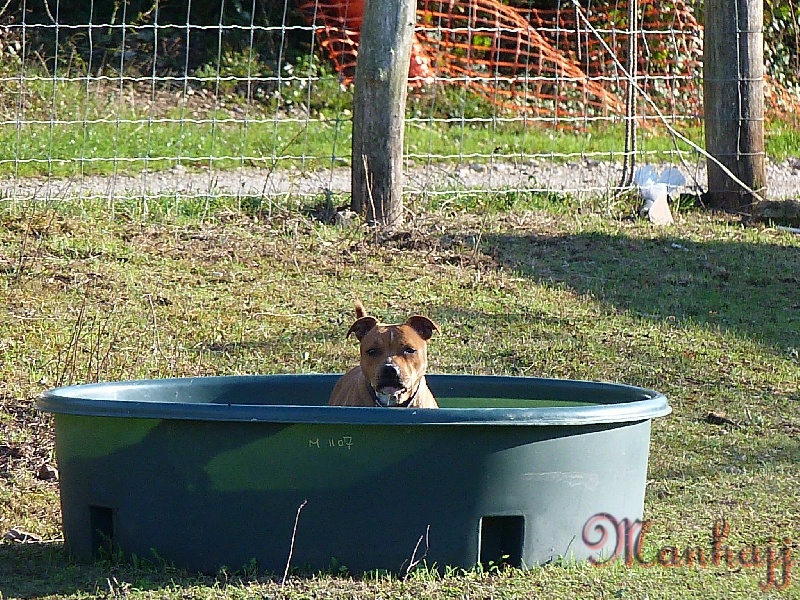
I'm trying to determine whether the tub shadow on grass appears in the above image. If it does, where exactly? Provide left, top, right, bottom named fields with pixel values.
left=0, top=540, right=242, bottom=598
left=0, top=542, right=161, bottom=598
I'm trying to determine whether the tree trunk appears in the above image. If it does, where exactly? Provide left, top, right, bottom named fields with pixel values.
left=703, top=0, right=766, bottom=212
left=351, top=0, right=415, bottom=227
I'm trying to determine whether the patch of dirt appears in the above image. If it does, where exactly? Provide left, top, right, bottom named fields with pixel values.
left=0, top=393, right=54, bottom=480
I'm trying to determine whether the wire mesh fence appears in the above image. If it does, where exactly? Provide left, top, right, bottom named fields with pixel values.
left=0, top=0, right=786, bottom=208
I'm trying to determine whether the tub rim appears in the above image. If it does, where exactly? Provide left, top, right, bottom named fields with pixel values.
left=36, top=374, right=671, bottom=426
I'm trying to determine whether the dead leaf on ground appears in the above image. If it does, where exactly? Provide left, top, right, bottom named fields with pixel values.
left=704, top=410, right=738, bottom=427
left=37, top=463, right=59, bottom=481
left=3, top=528, right=43, bottom=543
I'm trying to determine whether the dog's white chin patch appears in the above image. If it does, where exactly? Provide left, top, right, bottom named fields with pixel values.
left=375, top=388, right=406, bottom=407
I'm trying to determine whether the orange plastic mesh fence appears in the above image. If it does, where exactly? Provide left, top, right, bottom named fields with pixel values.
left=295, top=0, right=705, bottom=121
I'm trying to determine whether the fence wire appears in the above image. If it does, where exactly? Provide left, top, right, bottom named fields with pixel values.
left=0, top=0, right=779, bottom=207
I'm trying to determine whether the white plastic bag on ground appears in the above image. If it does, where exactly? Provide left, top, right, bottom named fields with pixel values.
left=634, top=166, right=686, bottom=225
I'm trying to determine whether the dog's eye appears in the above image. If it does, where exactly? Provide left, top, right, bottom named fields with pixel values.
left=404, top=346, right=417, bottom=355
left=366, top=348, right=380, bottom=357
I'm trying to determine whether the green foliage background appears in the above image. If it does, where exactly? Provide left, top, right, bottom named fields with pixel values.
left=764, top=0, right=800, bottom=88
left=1, top=0, right=797, bottom=89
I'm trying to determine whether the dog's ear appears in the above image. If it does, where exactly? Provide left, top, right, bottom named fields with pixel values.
left=354, top=299, right=367, bottom=320
left=405, top=316, right=440, bottom=341
left=347, top=316, right=379, bottom=340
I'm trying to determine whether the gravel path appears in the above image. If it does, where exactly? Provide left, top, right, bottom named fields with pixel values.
left=3, top=158, right=800, bottom=202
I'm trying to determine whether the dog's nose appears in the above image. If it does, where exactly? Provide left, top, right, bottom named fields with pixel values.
left=380, top=363, right=400, bottom=377
left=378, top=363, right=402, bottom=385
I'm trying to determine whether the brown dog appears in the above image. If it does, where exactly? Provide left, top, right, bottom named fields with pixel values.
left=328, top=301, right=439, bottom=408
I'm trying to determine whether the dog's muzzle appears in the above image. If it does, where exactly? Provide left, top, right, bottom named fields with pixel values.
left=370, top=364, right=417, bottom=407
left=377, top=364, right=404, bottom=390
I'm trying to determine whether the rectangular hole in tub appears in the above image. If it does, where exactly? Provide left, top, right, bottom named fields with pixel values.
left=479, top=515, right=524, bottom=569
left=89, top=505, right=115, bottom=557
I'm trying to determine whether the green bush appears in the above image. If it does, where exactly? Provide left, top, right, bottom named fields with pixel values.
left=765, top=0, right=800, bottom=88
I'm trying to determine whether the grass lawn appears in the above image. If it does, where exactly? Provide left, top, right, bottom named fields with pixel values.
left=0, top=108, right=697, bottom=178
left=0, top=194, right=798, bottom=598
left=10, top=74, right=800, bottom=179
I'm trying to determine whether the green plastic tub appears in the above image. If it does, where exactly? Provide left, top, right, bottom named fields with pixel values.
left=37, top=374, right=670, bottom=574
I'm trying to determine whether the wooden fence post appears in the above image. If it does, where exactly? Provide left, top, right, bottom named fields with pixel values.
left=351, top=0, right=415, bottom=227
left=703, top=0, right=766, bottom=212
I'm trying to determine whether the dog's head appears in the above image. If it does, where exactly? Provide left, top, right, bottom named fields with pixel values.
left=346, top=302, right=439, bottom=407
